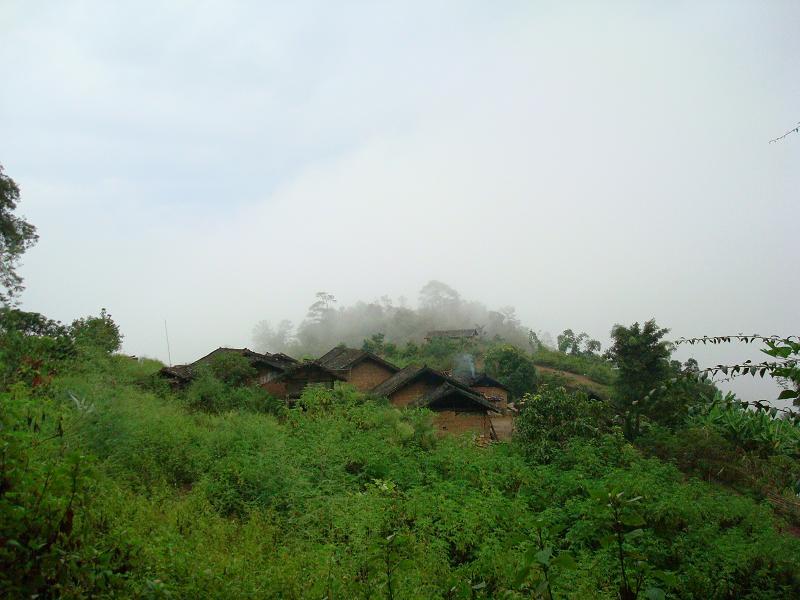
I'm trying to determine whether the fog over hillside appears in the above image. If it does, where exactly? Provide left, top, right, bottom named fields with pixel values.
left=2, top=1, right=797, bottom=404
left=252, top=281, right=537, bottom=357
left=250, top=280, right=793, bottom=406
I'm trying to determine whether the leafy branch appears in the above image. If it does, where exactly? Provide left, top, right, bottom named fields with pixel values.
left=588, top=489, right=673, bottom=600
left=514, top=518, right=576, bottom=599
left=673, top=335, right=800, bottom=406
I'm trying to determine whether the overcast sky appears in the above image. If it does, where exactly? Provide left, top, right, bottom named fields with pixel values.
left=2, top=1, right=798, bottom=401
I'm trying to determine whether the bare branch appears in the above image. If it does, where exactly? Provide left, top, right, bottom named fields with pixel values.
left=769, top=121, right=800, bottom=144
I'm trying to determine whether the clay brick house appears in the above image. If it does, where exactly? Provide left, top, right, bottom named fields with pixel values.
left=159, top=347, right=344, bottom=400
left=160, top=364, right=193, bottom=387
left=467, top=373, right=510, bottom=411
left=371, top=365, right=499, bottom=438
left=159, top=347, right=295, bottom=389
left=260, top=360, right=346, bottom=399
left=317, top=346, right=400, bottom=391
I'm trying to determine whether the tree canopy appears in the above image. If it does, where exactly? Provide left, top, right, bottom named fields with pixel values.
left=607, top=319, right=672, bottom=440
left=0, top=165, right=38, bottom=305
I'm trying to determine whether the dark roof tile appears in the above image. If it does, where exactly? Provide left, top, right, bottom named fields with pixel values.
left=318, top=346, right=400, bottom=373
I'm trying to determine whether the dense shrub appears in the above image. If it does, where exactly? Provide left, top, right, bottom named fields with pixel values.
left=185, top=372, right=281, bottom=414
left=69, top=308, right=122, bottom=355
left=515, top=386, right=610, bottom=463
left=484, top=344, right=538, bottom=398
left=204, top=351, right=257, bottom=386
left=3, top=352, right=800, bottom=598
left=0, top=385, right=132, bottom=597
left=688, top=399, right=800, bottom=458
left=0, top=308, right=75, bottom=389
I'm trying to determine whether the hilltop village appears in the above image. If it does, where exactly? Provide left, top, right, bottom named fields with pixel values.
left=160, top=330, right=515, bottom=441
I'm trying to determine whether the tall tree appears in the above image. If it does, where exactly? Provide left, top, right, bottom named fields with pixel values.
left=253, top=319, right=294, bottom=353
left=0, top=165, right=38, bottom=305
left=306, top=292, right=337, bottom=323
left=607, top=319, right=672, bottom=440
left=484, top=344, right=538, bottom=399
left=557, top=329, right=576, bottom=353
left=418, top=280, right=460, bottom=310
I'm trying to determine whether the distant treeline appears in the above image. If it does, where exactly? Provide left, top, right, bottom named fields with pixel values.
left=253, top=280, right=547, bottom=357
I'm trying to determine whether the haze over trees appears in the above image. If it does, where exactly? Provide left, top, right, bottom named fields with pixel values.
left=253, top=280, right=537, bottom=357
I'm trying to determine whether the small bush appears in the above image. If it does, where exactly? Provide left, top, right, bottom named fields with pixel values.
left=185, top=373, right=281, bottom=414
left=485, top=344, right=538, bottom=398
left=515, top=386, right=609, bottom=463
left=204, top=352, right=257, bottom=386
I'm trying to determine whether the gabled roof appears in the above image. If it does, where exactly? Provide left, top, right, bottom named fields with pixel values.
left=160, top=364, right=193, bottom=381
left=159, top=347, right=298, bottom=381
left=276, top=360, right=347, bottom=381
left=468, top=373, right=510, bottom=392
left=187, top=347, right=283, bottom=368
left=270, top=352, right=298, bottom=365
left=370, top=364, right=481, bottom=399
left=318, top=346, right=400, bottom=373
left=412, top=382, right=499, bottom=413
left=371, top=364, right=429, bottom=397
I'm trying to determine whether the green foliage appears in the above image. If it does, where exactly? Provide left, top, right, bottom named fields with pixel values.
left=675, top=334, right=800, bottom=410
left=185, top=372, right=280, bottom=414
left=515, top=386, right=608, bottom=463
left=584, top=489, right=668, bottom=600
left=484, top=344, right=538, bottom=398
left=0, top=385, right=131, bottom=596
left=69, top=308, right=122, bottom=355
left=514, top=519, right=578, bottom=599
left=607, top=320, right=672, bottom=440
left=532, top=346, right=615, bottom=386
left=362, top=332, right=386, bottom=354
left=205, top=351, right=257, bottom=386
left=376, top=336, right=478, bottom=372
left=688, top=393, right=800, bottom=458
left=556, top=329, right=602, bottom=357
left=181, top=352, right=281, bottom=414
left=0, top=164, right=38, bottom=305
left=638, top=425, right=800, bottom=509
left=3, top=339, right=800, bottom=597
left=0, top=308, right=75, bottom=389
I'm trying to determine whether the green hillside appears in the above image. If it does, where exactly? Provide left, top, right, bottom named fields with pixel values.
left=3, top=328, right=800, bottom=598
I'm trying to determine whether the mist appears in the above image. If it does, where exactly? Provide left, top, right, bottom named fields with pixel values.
left=1, top=1, right=798, bottom=403
left=252, top=280, right=536, bottom=357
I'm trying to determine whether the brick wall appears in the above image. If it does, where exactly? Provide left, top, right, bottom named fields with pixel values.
left=433, top=411, right=490, bottom=437
left=389, top=379, right=436, bottom=407
left=261, top=381, right=287, bottom=397
left=348, top=361, right=396, bottom=391
left=490, top=415, right=514, bottom=441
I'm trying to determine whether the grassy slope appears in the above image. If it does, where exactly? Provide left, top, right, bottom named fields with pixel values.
left=16, top=355, right=798, bottom=598
left=534, top=365, right=612, bottom=400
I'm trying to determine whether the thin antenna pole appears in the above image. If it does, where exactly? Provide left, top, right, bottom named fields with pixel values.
left=164, top=319, right=172, bottom=367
